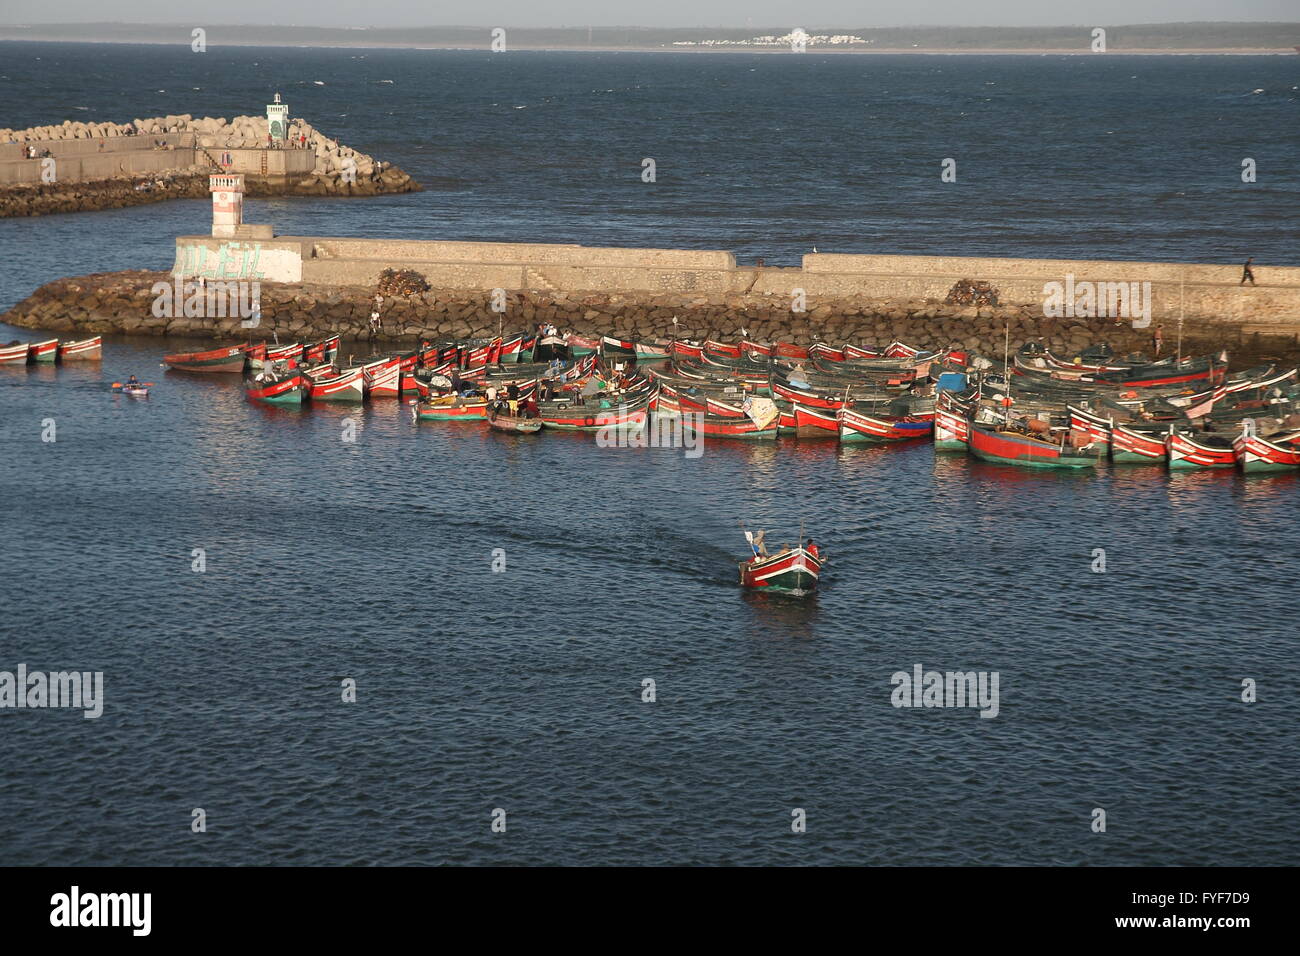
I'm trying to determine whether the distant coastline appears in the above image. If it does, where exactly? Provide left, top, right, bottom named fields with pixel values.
left=0, top=39, right=1292, bottom=56
left=1, top=21, right=1297, bottom=55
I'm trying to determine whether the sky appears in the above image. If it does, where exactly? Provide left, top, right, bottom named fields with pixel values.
left=0, top=1, right=1296, bottom=29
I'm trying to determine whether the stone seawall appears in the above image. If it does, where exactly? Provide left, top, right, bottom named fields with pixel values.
left=6, top=271, right=1299, bottom=370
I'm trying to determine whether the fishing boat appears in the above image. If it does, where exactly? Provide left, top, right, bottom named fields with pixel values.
left=792, top=402, right=840, bottom=438
left=967, top=420, right=1099, bottom=469
left=120, top=385, right=149, bottom=398
left=1232, top=429, right=1300, bottom=473
left=934, top=407, right=971, bottom=451
left=488, top=408, right=543, bottom=434
left=244, top=372, right=307, bottom=405
left=681, top=413, right=777, bottom=440
left=634, top=339, right=673, bottom=360
left=540, top=396, right=650, bottom=431
left=361, top=357, right=402, bottom=398
left=301, top=335, right=341, bottom=366
left=1067, top=405, right=1113, bottom=450
left=1166, top=431, right=1235, bottom=469
left=57, top=336, right=102, bottom=361
left=739, top=544, right=823, bottom=596
left=600, top=335, right=639, bottom=359
left=1110, top=423, right=1168, bottom=464
left=248, top=342, right=303, bottom=370
left=0, top=341, right=31, bottom=364
left=163, top=344, right=248, bottom=374
left=838, top=407, right=934, bottom=443
left=304, top=365, right=365, bottom=402
left=414, top=396, right=489, bottom=421
left=30, top=339, right=60, bottom=363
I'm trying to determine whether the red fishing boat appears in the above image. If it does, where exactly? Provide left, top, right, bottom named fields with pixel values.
left=681, top=413, right=777, bottom=440
left=792, top=402, right=840, bottom=438
left=163, top=344, right=247, bottom=374
left=671, top=340, right=704, bottom=360
left=774, top=342, right=809, bottom=360
left=967, top=420, right=1099, bottom=468
left=1232, top=429, right=1300, bottom=473
left=884, top=341, right=921, bottom=359
left=305, top=366, right=365, bottom=402
left=1166, top=431, right=1235, bottom=469
left=301, top=335, right=340, bottom=365
left=809, top=342, right=846, bottom=363
left=0, top=341, right=31, bottom=364
left=933, top=407, right=970, bottom=450
left=771, top=379, right=847, bottom=410
left=414, top=396, right=490, bottom=421
left=57, top=336, right=102, bottom=361
left=1067, top=405, right=1113, bottom=449
left=30, top=339, right=60, bottom=363
left=1110, top=423, right=1168, bottom=464
left=362, top=358, right=402, bottom=398
left=843, top=343, right=884, bottom=360
left=244, top=371, right=307, bottom=405
left=704, top=339, right=741, bottom=358
left=838, top=407, right=934, bottom=443
left=739, top=544, right=823, bottom=595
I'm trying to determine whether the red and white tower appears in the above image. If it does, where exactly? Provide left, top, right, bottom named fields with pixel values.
left=210, top=173, right=245, bottom=238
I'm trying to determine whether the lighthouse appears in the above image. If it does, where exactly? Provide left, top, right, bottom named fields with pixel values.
left=210, top=173, right=245, bottom=237
left=267, top=92, right=289, bottom=143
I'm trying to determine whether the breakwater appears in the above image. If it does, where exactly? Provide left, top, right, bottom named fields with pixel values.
left=0, top=114, right=420, bottom=217
left=5, top=268, right=1298, bottom=369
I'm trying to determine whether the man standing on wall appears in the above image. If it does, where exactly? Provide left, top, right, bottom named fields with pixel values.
left=1241, top=257, right=1256, bottom=286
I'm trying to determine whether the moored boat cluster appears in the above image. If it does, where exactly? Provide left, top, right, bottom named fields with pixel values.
left=152, top=328, right=1300, bottom=473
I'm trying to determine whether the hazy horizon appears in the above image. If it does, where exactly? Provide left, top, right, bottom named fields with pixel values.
left=1, top=0, right=1297, bottom=29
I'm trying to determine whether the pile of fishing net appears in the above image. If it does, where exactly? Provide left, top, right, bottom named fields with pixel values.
left=945, top=279, right=1000, bottom=307
left=377, top=268, right=430, bottom=297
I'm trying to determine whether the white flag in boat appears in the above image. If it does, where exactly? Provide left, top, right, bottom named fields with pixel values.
left=742, top=395, right=779, bottom=430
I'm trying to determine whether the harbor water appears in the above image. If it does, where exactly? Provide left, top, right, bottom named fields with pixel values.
left=1, top=46, right=1297, bottom=865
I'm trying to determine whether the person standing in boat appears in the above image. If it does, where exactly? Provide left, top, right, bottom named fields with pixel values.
left=805, top=538, right=822, bottom=560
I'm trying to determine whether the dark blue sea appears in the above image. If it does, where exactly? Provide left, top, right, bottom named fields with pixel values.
left=0, top=44, right=1297, bottom=866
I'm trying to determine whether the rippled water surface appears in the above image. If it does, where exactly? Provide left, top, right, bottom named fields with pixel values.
left=1, top=46, right=1298, bottom=865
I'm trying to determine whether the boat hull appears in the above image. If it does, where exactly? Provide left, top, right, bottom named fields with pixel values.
left=739, top=547, right=822, bottom=595
left=0, top=343, right=31, bottom=364
left=416, top=400, right=489, bottom=421
left=164, top=345, right=247, bottom=373
left=245, top=374, right=307, bottom=405
left=968, top=422, right=1098, bottom=469
left=1234, top=433, right=1300, bottom=472
left=58, top=336, right=102, bottom=361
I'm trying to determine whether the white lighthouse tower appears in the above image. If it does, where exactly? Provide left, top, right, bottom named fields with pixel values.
left=266, top=92, right=289, bottom=143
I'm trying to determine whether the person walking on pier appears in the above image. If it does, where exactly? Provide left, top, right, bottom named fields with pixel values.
left=1241, top=257, right=1256, bottom=286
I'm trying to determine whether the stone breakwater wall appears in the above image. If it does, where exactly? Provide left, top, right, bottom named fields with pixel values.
left=174, top=236, right=1300, bottom=329
left=0, top=114, right=419, bottom=216
left=6, top=270, right=1297, bottom=369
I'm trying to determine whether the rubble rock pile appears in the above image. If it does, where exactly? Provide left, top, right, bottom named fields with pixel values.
left=376, top=269, right=431, bottom=297
left=945, top=279, right=1000, bottom=307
